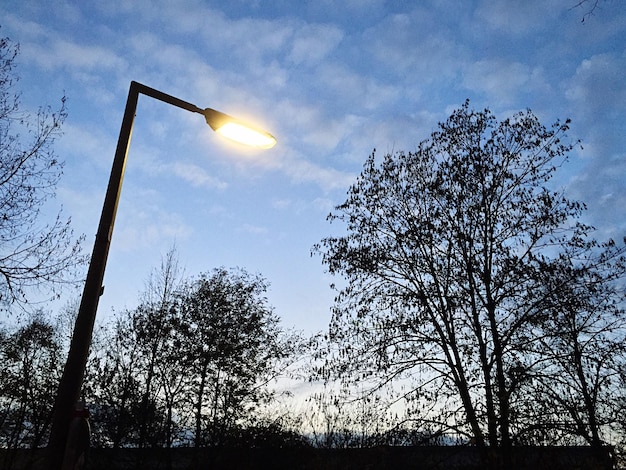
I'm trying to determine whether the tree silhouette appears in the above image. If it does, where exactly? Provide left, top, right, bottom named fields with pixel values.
left=0, top=313, right=61, bottom=455
left=314, top=100, right=626, bottom=466
left=0, top=36, right=85, bottom=310
left=178, top=267, right=286, bottom=447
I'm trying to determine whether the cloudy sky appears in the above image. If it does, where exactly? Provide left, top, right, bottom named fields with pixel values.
left=1, top=0, right=625, bottom=333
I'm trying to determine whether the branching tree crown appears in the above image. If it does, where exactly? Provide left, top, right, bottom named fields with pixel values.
left=0, top=36, right=85, bottom=310
left=314, top=100, right=626, bottom=454
left=179, top=267, right=286, bottom=446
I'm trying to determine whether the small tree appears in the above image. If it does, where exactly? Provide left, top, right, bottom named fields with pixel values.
left=133, top=247, right=186, bottom=449
left=87, top=254, right=305, bottom=452
left=0, top=313, right=61, bottom=453
left=88, top=247, right=186, bottom=449
left=0, top=36, right=85, bottom=309
left=178, top=267, right=288, bottom=447
left=85, top=313, right=144, bottom=448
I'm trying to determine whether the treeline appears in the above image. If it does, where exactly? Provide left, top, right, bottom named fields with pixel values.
left=0, top=251, right=441, bottom=457
left=2, top=258, right=313, bottom=454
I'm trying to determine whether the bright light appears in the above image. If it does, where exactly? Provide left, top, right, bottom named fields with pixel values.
left=215, top=122, right=277, bottom=149
left=204, top=108, right=277, bottom=149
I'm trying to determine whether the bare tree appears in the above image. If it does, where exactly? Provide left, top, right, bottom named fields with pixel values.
left=88, top=247, right=187, bottom=450
left=570, top=0, right=603, bottom=22
left=519, top=241, right=626, bottom=449
left=314, top=101, right=626, bottom=466
left=0, top=36, right=85, bottom=310
left=134, top=246, right=186, bottom=449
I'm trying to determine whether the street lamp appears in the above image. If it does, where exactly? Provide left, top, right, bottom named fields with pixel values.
left=47, top=81, right=276, bottom=468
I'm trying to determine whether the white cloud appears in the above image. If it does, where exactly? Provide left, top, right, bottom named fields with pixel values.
left=169, top=162, right=227, bottom=189
left=288, top=24, right=344, bottom=65
left=566, top=150, right=626, bottom=240
left=57, top=123, right=116, bottom=171
left=272, top=100, right=341, bottom=152
left=474, top=0, right=561, bottom=34
left=361, top=9, right=469, bottom=92
left=114, top=209, right=193, bottom=252
left=23, top=37, right=126, bottom=73
left=315, top=63, right=400, bottom=110
left=564, top=51, right=626, bottom=115
left=240, top=223, right=268, bottom=235
left=2, top=12, right=48, bottom=39
left=281, top=154, right=356, bottom=191
left=271, top=198, right=292, bottom=210
left=462, top=60, right=548, bottom=105
left=270, top=197, right=327, bottom=216
left=560, top=50, right=626, bottom=238
left=561, top=50, right=626, bottom=177
left=311, top=197, right=335, bottom=214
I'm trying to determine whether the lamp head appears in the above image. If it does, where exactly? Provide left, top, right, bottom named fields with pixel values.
left=204, top=108, right=276, bottom=149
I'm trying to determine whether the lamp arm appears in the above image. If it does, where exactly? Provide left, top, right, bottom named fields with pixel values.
left=132, top=81, right=204, bottom=115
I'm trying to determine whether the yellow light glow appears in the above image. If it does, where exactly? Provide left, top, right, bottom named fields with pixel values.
left=215, top=122, right=277, bottom=149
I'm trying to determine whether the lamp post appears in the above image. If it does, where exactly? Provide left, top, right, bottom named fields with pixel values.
left=47, top=81, right=276, bottom=469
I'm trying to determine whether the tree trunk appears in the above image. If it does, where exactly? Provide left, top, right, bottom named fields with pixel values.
left=194, top=361, right=208, bottom=447
left=487, top=300, right=512, bottom=469
left=138, top=341, right=158, bottom=449
left=573, top=339, right=602, bottom=448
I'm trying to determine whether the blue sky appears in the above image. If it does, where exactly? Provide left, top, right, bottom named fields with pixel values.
left=1, top=0, right=625, bottom=333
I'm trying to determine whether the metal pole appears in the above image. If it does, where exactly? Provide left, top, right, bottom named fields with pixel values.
left=47, top=82, right=140, bottom=469
left=46, top=81, right=272, bottom=468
